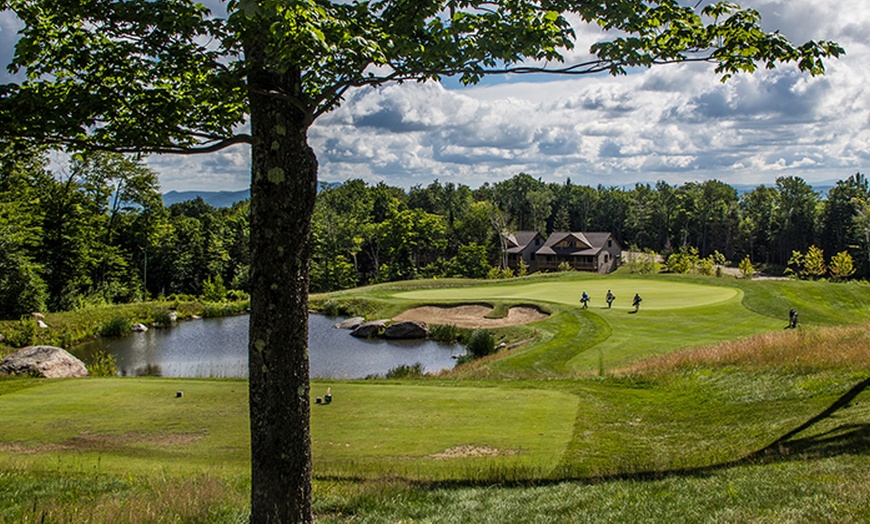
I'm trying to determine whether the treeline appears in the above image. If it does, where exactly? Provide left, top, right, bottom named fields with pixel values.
left=2, top=144, right=869, bottom=318
left=0, top=146, right=249, bottom=318
left=311, top=171, right=870, bottom=288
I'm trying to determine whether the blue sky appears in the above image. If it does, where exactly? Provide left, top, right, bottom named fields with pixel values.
left=2, top=1, right=868, bottom=192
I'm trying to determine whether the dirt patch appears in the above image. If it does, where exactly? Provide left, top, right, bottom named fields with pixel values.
left=394, top=304, right=548, bottom=328
left=430, top=445, right=520, bottom=459
left=0, top=431, right=204, bottom=454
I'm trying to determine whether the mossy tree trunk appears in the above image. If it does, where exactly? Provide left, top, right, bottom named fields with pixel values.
left=245, top=36, right=318, bottom=523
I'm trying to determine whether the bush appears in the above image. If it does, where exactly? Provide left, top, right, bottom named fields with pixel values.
left=226, top=289, right=249, bottom=302
left=201, top=301, right=249, bottom=318
left=152, top=309, right=177, bottom=327
left=100, top=316, right=131, bottom=337
left=385, top=363, right=425, bottom=379
left=738, top=256, right=755, bottom=279
left=4, top=318, right=37, bottom=348
left=624, top=248, right=661, bottom=274
left=465, top=329, right=496, bottom=358
left=321, top=300, right=343, bottom=317
left=516, top=259, right=529, bottom=277
left=202, top=274, right=228, bottom=302
left=486, top=267, right=514, bottom=280
left=667, top=247, right=700, bottom=274
left=429, top=323, right=464, bottom=342
left=87, top=351, right=118, bottom=377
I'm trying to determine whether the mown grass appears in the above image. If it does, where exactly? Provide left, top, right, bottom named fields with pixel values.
left=2, top=272, right=870, bottom=521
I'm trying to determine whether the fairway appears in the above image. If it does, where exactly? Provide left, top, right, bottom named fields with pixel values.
left=394, top=279, right=738, bottom=310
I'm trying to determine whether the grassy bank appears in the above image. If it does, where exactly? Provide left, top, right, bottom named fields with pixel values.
left=0, top=299, right=249, bottom=360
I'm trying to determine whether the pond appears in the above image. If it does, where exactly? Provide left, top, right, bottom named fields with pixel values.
left=76, top=314, right=464, bottom=379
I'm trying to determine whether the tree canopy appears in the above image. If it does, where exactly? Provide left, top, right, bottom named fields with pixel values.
left=1, top=0, right=842, bottom=153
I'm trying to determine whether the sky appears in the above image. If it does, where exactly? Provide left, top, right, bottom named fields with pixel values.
left=1, top=1, right=868, bottom=193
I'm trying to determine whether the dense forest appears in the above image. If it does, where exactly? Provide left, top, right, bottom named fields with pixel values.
left=2, top=144, right=868, bottom=318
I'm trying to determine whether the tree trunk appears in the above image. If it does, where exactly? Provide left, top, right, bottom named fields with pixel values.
left=246, top=41, right=318, bottom=522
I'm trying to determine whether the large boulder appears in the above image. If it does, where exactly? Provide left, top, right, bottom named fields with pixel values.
left=350, top=320, right=387, bottom=339
left=384, top=320, right=429, bottom=339
left=333, top=316, right=365, bottom=330
left=0, top=345, right=89, bottom=378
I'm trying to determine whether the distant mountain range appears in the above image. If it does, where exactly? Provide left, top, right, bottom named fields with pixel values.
left=162, top=182, right=344, bottom=208
left=162, top=189, right=250, bottom=208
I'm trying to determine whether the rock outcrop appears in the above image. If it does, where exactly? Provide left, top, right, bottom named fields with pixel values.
left=350, top=320, right=387, bottom=339
left=333, top=316, right=365, bottom=330
left=0, top=345, right=89, bottom=378
left=383, top=320, right=429, bottom=339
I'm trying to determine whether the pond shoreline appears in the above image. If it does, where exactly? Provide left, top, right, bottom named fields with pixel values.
left=76, top=312, right=464, bottom=379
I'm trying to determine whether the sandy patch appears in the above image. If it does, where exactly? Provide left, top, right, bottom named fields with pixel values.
left=394, top=304, right=548, bottom=328
left=430, top=445, right=520, bottom=459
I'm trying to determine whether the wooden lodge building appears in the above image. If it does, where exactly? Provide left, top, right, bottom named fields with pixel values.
left=505, top=231, right=622, bottom=274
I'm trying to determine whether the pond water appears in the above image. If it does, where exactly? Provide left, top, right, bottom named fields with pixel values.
left=76, top=314, right=464, bottom=379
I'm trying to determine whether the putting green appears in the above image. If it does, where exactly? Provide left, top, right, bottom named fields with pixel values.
left=394, top=279, right=738, bottom=311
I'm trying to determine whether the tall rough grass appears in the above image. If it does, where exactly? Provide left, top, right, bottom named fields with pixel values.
left=0, top=469, right=248, bottom=523
left=615, top=323, right=870, bottom=376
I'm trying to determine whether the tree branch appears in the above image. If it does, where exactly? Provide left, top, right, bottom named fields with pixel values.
left=38, top=134, right=253, bottom=155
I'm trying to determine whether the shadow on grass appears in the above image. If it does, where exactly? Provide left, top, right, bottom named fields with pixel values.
left=737, top=376, right=870, bottom=465
left=316, top=377, right=870, bottom=489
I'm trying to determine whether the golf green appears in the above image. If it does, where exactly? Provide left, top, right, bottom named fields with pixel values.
left=393, top=279, right=738, bottom=310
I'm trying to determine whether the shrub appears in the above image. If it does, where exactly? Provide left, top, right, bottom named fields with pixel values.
left=667, top=247, right=700, bottom=274
left=202, top=301, right=249, bottom=318
left=738, top=256, right=755, bottom=279
left=516, top=259, right=529, bottom=277
left=385, top=363, right=425, bottom=379
left=226, top=289, right=249, bottom=302
left=100, top=316, right=132, bottom=338
left=465, top=329, right=496, bottom=358
left=804, top=245, right=827, bottom=279
left=4, top=318, right=37, bottom=348
left=557, top=261, right=573, bottom=272
left=624, top=249, right=661, bottom=274
left=152, top=309, right=177, bottom=328
left=697, top=257, right=715, bottom=276
left=87, top=351, right=118, bottom=377
left=321, top=300, right=342, bottom=317
left=829, top=250, right=856, bottom=280
left=202, top=274, right=228, bottom=302
left=429, top=323, right=463, bottom=342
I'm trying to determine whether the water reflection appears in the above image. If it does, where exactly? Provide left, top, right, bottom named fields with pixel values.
left=77, top=313, right=463, bottom=379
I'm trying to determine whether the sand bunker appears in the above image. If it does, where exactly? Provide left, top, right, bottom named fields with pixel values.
left=394, top=304, right=548, bottom=328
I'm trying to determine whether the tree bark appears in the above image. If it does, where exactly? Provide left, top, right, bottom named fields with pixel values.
left=246, top=39, right=318, bottom=523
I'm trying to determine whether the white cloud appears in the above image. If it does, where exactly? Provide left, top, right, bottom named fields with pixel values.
left=2, top=0, right=868, bottom=191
